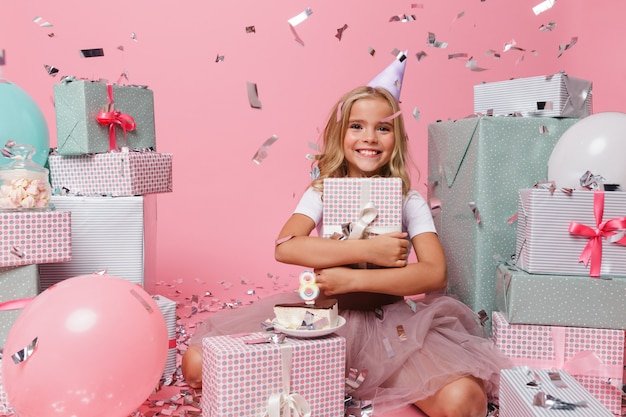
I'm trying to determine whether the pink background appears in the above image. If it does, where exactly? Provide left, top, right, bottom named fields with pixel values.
left=2, top=1, right=625, bottom=302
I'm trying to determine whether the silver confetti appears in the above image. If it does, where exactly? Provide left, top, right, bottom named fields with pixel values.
left=12, top=337, right=38, bottom=364
left=252, top=134, right=278, bottom=164
left=532, top=0, right=556, bottom=15
left=246, top=81, right=262, bottom=109
left=468, top=202, right=481, bottom=223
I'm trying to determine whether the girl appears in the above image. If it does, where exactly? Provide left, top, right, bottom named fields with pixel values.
left=182, top=86, right=511, bottom=417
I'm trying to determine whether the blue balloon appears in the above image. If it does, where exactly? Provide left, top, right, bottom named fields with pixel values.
left=0, top=79, right=50, bottom=168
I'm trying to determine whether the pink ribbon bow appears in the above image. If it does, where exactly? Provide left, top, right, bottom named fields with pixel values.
left=96, top=84, right=136, bottom=150
left=568, top=191, right=626, bottom=277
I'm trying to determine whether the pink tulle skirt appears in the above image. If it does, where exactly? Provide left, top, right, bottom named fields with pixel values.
left=189, top=291, right=513, bottom=414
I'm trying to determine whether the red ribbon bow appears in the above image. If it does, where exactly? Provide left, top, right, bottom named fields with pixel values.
left=568, top=191, right=626, bottom=277
left=96, top=84, right=136, bottom=150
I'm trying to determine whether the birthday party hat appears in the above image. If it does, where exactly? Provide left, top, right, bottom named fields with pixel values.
left=367, top=50, right=408, bottom=101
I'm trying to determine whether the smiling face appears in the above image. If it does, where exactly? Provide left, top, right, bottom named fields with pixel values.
left=342, top=96, right=395, bottom=177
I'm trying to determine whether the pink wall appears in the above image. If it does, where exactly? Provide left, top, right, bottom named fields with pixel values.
left=2, top=1, right=625, bottom=302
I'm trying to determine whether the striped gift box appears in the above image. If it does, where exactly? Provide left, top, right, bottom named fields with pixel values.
left=515, top=188, right=626, bottom=277
left=499, top=368, right=614, bottom=416
left=473, top=73, right=592, bottom=117
left=493, top=312, right=624, bottom=414
left=0, top=210, right=71, bottom=267
left=152, top=295, right=177, bottom=382
left=322, top=178, right=402, bottom=239
left=39, top=195, right=156, bottom=289
left=49, top=151, right=172, bottom=197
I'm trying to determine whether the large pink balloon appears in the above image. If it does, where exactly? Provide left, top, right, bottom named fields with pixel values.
left=2, top=276, right=168, bottom=417
left=548, top=112, right=626, bottom=189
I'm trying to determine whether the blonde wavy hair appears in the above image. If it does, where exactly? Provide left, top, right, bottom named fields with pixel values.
left=311, top=86, right=413, bottom=195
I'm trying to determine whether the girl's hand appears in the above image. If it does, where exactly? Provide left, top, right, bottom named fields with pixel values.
left=314, top=267, right=354, bottom=296
left=366, top=232, right=411, bottom=267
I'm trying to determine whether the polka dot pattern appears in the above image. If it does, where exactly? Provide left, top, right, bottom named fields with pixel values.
left=492, top=311, right=625, bottom=414
left=49, top=152, right=173, bottom=196
left=0, top=264, right=39, bottom=347
left=0, top=210, right=71, bottom=267
left=54, top=81, right=156, bottom=155
left=322, top=178, right=402, bottom=238
left=201, top=333, right=346, bottom=417
left=427, top=117, right=579, bottom=330
left=495, top=263, right=626, bottom=330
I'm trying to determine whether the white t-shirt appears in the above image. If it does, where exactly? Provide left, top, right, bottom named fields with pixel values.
left=294, top=186, right=437, bottom=239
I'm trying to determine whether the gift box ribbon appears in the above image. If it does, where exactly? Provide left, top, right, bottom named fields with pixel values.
left=568, top=191, right=626, bottom=277
left=323, top=179, right=401, bottom=238
left=0, top=297, right=33, bottom=311
left=506, top=326, right=622, bottom=383
left=263, top=342, right=311, bottom=417
left=96, top=84, right=136, bottom=151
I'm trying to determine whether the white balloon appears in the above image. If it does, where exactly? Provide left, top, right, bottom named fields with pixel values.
left=548, top=112, right=626, bottom=189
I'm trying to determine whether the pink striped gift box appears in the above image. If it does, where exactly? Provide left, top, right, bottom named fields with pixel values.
left=492, top=311, right=624, bottom=414
left=515, top=188, right=626, bottom=277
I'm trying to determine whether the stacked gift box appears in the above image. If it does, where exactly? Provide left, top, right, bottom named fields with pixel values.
left=428, top=73, right=626, bottom=414
left=492, top=185, right=626, bottom=415
left=39, top=78, right=175, bottom=384
left=40, top=78, right=173, bottom=291
left=427, top=72, right=593, bottom=331
left=0, top=210, right=72, bottom=349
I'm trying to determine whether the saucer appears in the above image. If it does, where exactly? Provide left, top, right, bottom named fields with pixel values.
left=272, top=316, right=346, bottom=338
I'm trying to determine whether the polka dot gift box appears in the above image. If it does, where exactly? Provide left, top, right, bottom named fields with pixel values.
left=201, top=333, right=345, bottom=417
left=427, top=116, right=579, bottom=332
left=0, top=210, right=71, bottom=267
left=48, top=150, right=173, bottom=197
left=322, top=178, right=402, bottom=239
left=492, top=311, right=624, bottom=415
left=54, top=80, right=156, bottom=156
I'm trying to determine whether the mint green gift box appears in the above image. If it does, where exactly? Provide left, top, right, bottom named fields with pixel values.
left=495, top=263, right=626, bottom=330
left=54, top=80, right=156, bottom=155
left=427, top=116, right=579, bottom=331
left=0, top=264, right=39, bottom=349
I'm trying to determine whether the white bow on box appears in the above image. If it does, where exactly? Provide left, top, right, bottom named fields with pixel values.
left=263, top=342, right=311, bottom=417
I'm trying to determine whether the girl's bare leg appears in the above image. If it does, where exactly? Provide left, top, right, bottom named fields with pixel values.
left=181, top=345, right=203, bottom=389
left=414, top=376, right=487, bottom=417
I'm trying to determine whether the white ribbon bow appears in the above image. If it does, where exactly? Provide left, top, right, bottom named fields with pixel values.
left=263, top=343, right=312, bottom=417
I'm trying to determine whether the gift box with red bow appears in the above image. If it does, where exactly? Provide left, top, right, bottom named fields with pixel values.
left=54, top=79, right=156, bottom=155
left=201, top=333, right=345, bottom=417
left=515, top=188, right=626, bottom=277
left=492, top=311, right=624, bottom=414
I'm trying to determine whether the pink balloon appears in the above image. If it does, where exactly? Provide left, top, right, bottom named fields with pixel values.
left=2, top=275, right=168, bottom=417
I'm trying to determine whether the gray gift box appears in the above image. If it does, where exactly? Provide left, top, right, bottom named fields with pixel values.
left=54, top=80, right=156, bottom=155
left=427, top=116, right=579, bottom=332
left=495, top=263, right=626, bottom=330
left=474, top=72, right=593, bottom=118
left=0, top=264, right=39, bottom=349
